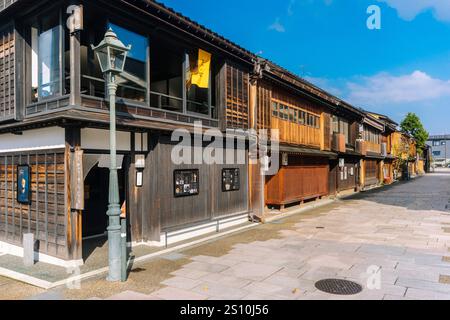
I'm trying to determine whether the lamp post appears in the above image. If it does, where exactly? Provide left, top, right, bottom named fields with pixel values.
left=92, top=29, right=131, bottom=282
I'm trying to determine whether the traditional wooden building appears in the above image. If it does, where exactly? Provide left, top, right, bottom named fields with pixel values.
left=327, top=106, right=365, bottom=195
left=367, top=112, right=398, bottom=184
left=358, top=113, right=386, bottom=190
left=252, top=63, right=366, bottom=209
left=0, top=0, right=419, bottom=266
left=0, top=0, right=263, bottom=265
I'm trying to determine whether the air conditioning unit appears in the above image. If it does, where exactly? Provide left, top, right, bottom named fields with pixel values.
left=381, top=143, right=387, bottom=157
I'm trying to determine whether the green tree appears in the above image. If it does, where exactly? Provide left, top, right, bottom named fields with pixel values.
left=400, top=113, right=429, bottom=151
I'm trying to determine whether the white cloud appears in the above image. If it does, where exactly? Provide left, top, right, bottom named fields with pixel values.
left=378, top=0, right=450, bottom=22
left=347, top=70, right=450, bottom=106
left=268, top=18, right=286, bottom=32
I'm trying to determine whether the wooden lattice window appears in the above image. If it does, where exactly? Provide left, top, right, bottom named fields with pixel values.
left=257, top=81, right=271, bottom=130
left=0, top=25, right=15, bottom=120
left=225, top=64, right=249, bottom=129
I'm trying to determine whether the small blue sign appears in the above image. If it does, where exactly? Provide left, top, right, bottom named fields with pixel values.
left=17, top=165, right=31, bottom=204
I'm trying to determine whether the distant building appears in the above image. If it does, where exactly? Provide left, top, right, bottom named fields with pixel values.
left=427, top=135, right=450, bottom=167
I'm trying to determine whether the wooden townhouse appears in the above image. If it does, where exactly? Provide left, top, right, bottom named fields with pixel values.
left=366, top=112, right=398, bottom=184
left=0, top=0, right=419, bottom=266
left=250, top=62, right=365, bottom=209
left=0, top=0, right=266, bottom=265
left=358, top=113, right=386, bottom=190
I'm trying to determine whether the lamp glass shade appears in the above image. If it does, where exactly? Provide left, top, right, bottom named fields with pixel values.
left=91, top=29, right=131, bottom=75
left=95, top=48, right=110, bottom=73
left=109, top=47, right=127, bottom=73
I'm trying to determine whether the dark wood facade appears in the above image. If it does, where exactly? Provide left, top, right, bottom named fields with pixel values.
left=265, top=155, right=329, bottom=207
left=0, top=0, right=399, bottom=263
left=0, top=150, right=67, bottom=259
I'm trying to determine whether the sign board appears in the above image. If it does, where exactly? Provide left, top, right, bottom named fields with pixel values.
left=17, top=165, right=31, bottom=204
left=71, top=149, right=84, bottom=210
left=174, top=169, right=199, bottom=197
left=222, top=168, right=240, bottom=192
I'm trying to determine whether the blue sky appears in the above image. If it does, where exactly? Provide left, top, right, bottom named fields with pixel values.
left=160, top=0, right=450, bottom=135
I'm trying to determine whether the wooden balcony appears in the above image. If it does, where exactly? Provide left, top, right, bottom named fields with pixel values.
left=331, top=133, right=346, bottom=153
left=356, top=140, right=367, bottom=156
left=366, top=141, right=381, bottom=154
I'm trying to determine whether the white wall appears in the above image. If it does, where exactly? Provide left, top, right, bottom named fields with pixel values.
left=0, top=127, right=66, bottom=153
left=81, top=128, right=131, bottom=151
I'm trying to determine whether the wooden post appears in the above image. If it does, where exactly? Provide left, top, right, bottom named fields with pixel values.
left=248, top=79, right=265, bottom=221
left=65, top=126, right=83, bottom=261
left=68, top=3, right=82, bottom=106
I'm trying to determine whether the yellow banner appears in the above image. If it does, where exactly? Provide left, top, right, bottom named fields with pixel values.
left=191, top=49, right=211, bottom=89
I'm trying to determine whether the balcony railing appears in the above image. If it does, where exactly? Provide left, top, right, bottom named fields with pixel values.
left=331, top=133, right=346, bottom=153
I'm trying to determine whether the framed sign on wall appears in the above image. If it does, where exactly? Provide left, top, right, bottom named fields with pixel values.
left=222, top=168, right=240, bottom=192
left=17, top=165, right=31, bottom=204
left=174, top=169, right=199, bottom=197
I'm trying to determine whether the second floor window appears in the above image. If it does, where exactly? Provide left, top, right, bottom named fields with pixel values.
left=363, top=126, right=381, bottom=144
left=332, top=116, right=350, bottom=144
left=31, top=13, right=61, bottom=102
left=109, top=23, right=148, bottom=103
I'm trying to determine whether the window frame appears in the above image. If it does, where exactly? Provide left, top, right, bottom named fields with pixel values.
left=27, top=8, right=65, bottom=104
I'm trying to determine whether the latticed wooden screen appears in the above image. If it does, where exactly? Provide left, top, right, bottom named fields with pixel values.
left=0, top=151, right=67, bottom=258
left=257, top=81, right=271, bottom=131
left=0, top=25, right=15, bottom=120
left=225, top=64, right=249, bottom=129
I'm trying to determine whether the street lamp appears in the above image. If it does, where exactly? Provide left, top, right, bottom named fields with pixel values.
left=92, top=29, right=131, bottom=282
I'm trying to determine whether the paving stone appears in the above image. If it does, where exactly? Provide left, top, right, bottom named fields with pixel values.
left=221, top=262, right=282, bottom=281
left=150, top=287, right=208, bottom=300
left=170, top=268, right=211, bottom=280
left=106, top=291, right=161, bottom=300
left=161, top=276, right=203, bottom=290
left=405, top=287, right=450, bottom=300
left=183, top=261, right=230, bottom=273
left=201, top=273, right=252, bottom=289
left=396, top=277, right=450, bottom=294
left=383, top=294, right=415, bottom=300
left=192, top=281, right=249, bottom=300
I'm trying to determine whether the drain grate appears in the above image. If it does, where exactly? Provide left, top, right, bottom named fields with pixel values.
left=315, top=279, right=363, bottom=295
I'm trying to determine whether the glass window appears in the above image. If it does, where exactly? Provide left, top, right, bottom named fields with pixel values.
left=31, top=13, right=61, bottom=102
left=150, top=40, right=184, bottom=112
left=272, top=101, right=278, bottom=117
left=294, top=110, right=298, bottom=123
left=289, top=108, right=294, bottom=122
left=340, top=119, right=350, bottom=144
left=186, top=49, right=215, bottom=116
left=299, top=111, right=305, bottom=125
left=108, top=23, right=148, bottom=103
left=332, top=115, right=339, bottom=133
left=284, top=105, right=289, bottom=120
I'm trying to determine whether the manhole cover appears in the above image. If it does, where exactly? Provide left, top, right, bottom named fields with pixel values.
left=315, top=279, right=363, bottom=295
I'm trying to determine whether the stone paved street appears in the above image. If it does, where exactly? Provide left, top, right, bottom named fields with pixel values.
left=1, top=170, right=450, bottom=300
